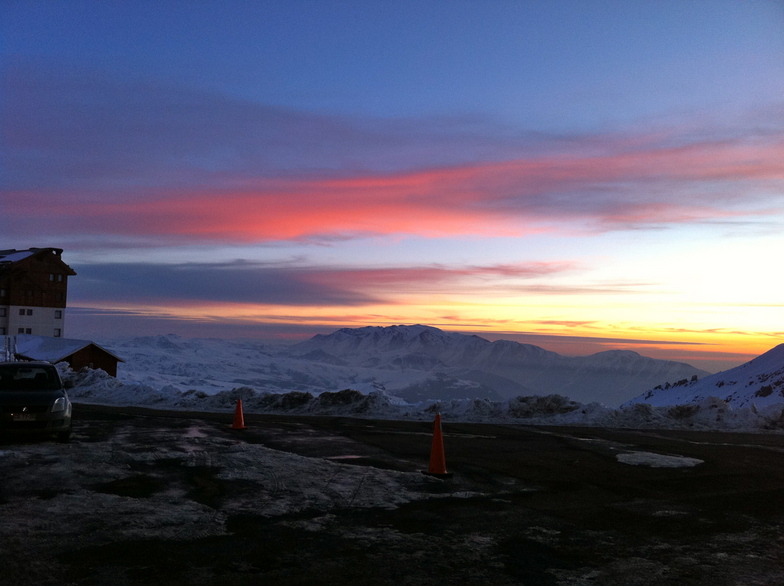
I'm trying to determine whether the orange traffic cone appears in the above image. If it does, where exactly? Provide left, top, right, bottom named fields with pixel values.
left=423, top=413, right=452, bottom=478
left=231, top=398, right=247, bottom=430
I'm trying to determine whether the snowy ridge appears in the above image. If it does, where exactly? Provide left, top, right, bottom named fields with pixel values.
left=284, top=325, right=708, bottom=406
left=60, top=364, right=784, bottom=432
left=626, top=344, right=784, bottom=409
left=58, top=327, right=784, bottom=432
left=96, top=326, right=710, bottom=407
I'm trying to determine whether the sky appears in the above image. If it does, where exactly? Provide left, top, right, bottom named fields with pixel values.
left=2, top=0, right=783, bottom=372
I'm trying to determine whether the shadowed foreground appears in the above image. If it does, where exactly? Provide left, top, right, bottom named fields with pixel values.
left=2, top=405, right=783, bottom=585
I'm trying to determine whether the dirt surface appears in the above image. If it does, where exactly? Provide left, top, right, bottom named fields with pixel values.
left=2, top=405, right=784, bottom=585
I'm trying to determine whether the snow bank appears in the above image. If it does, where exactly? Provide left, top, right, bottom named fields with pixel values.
left=60, top=364, right=784, bottom=432
left=615, top=452, right=703, bottom=468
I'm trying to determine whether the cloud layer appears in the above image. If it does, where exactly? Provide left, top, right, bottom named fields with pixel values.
left=4, top=61, right=783, bottom=245
left=69, top=260, right=588, bottom=307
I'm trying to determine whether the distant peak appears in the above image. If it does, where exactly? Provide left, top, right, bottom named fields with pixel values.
left=591, top=349, right=642, bottom=357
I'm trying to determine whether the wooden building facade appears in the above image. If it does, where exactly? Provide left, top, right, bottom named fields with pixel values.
left=0, top=248, right=77, bottom=338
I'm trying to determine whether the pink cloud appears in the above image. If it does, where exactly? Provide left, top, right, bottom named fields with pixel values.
left=68, top=259, right=594, bottom=311
left=4, top=134, right=782, bottom=242
left=299, top=262, right=578, bottom=293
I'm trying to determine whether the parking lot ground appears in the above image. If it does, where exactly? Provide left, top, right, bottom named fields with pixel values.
left=2, top=404, right=784, bottom=585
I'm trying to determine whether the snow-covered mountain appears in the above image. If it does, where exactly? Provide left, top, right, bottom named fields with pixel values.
left=286, top=325, right=709, bottom=406
left=625, top=343, right=784, bottom=409
left=101, top=325, right=707, bottom=407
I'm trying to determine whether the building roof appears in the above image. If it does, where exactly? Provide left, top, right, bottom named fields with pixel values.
left=0, top=248, right=76, bottom=275
left=0, top=250, right=36, bottom=264
left=13, top=334, right=124, bottom=364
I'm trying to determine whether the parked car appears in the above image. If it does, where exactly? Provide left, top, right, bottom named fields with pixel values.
left=0, top=362, right=72, bottom=441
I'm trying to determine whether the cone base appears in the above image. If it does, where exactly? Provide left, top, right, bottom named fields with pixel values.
left=421, top=471, right=453, bottom=479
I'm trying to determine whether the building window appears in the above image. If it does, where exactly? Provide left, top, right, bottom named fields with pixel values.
left=55, top=310, right=62, bottom=319
left=19, top=308, right=25, bottom=316
left=54, top=328, right=62, bottom=337
left=26, top=309, right=33, bottom=316
left=0, top=308, right=5, bottom=317
left=17, top=328, right=24, bottom=334
left=25, top=328, right=31, bottom=334
left=0, top=289, right=5, bottom=296
left=57, top=275, right=63, bottom=282
left=0, top=327, right=5, bottom=335
left=50, top=274, right=55, bottom=281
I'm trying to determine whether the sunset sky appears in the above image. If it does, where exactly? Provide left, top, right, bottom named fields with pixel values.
left=2, top=1, right=783, bottom=371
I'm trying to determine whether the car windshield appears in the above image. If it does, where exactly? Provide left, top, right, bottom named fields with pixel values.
left=0, top=365, right=61, bottom=391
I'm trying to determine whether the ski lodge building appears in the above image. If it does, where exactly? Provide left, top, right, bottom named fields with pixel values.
left=1, top=248, right=124, bottom=375
left=0, top=247, right=76, bottom=338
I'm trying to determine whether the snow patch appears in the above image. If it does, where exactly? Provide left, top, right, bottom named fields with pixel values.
left=616, top=452, right=704, bottom=468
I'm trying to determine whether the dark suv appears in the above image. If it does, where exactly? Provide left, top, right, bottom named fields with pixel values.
left=0, top=362, right=72, bottom=441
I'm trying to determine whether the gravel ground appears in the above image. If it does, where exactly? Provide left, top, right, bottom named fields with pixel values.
left=2, top=405, right=784, bottom=585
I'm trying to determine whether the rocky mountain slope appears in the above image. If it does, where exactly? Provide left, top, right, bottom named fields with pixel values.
left=626, top=343, right=784, bottom=409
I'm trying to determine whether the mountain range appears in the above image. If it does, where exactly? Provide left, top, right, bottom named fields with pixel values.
left=285, top=325, right=709, bottom=406
left=101, top=325, right=783, bottom=408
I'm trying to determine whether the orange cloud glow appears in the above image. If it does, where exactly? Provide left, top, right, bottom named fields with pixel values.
left=7, top=136, right=783, bottom=243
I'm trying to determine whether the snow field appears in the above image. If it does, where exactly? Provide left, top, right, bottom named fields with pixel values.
left=61, top=363, right=784, bottom=433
